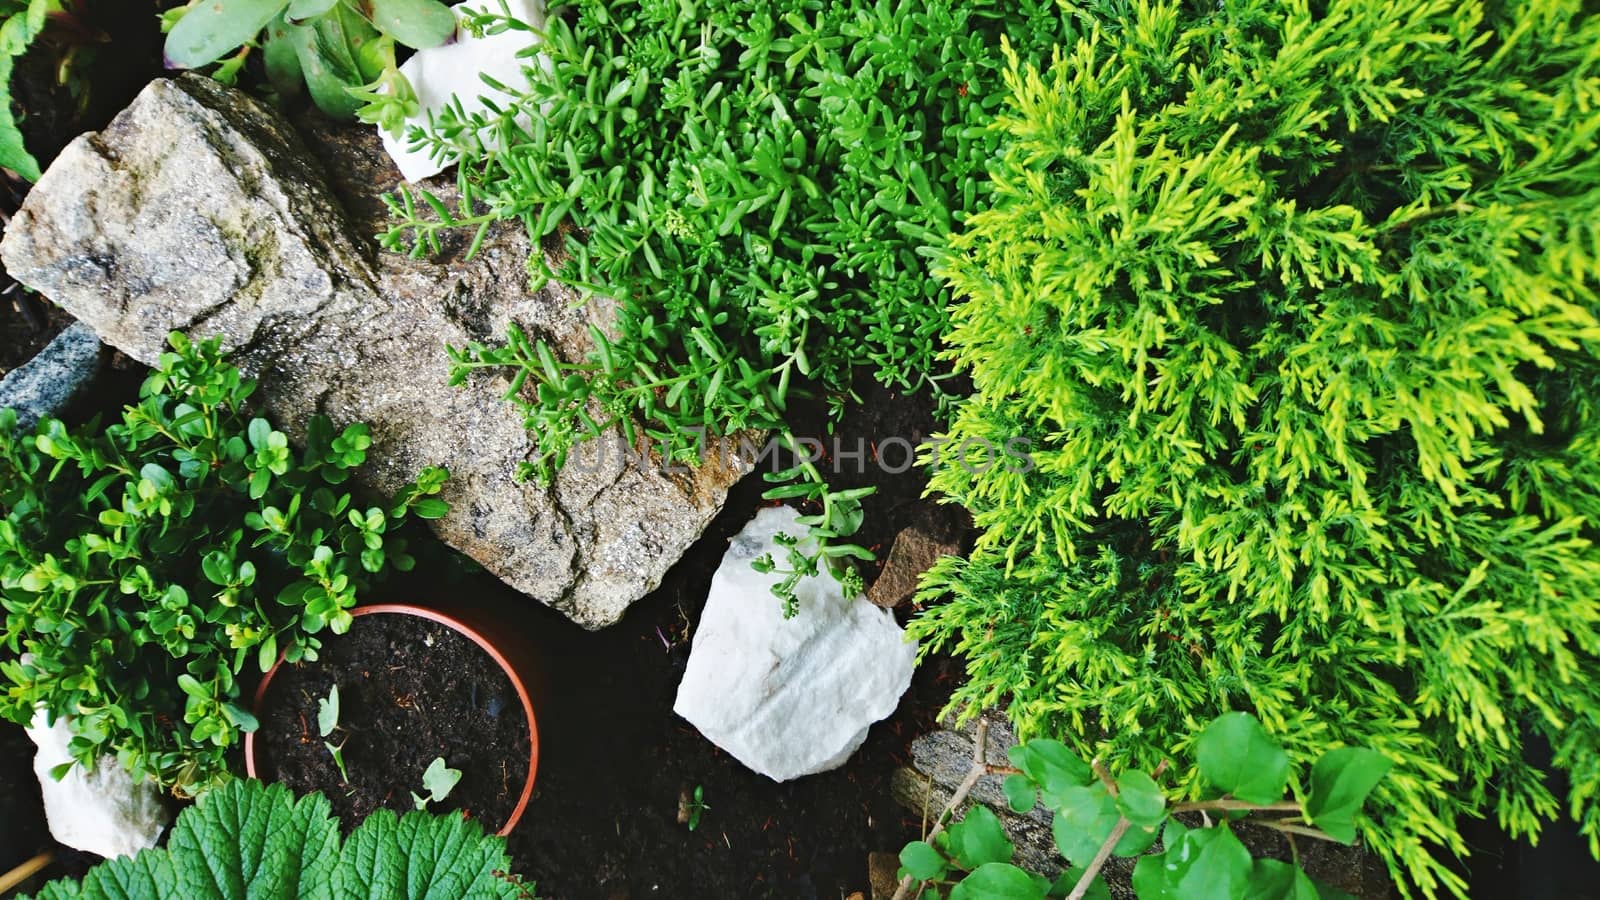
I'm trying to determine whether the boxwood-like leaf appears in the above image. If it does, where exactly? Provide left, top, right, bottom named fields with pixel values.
left=1009, top=739, right=1093, bottom=804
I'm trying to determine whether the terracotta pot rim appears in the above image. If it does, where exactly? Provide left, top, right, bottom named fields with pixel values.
left=242, top=603, right=540, bottom=837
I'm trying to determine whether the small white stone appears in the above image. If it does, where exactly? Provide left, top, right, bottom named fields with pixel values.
left=26, top=708, right=170, bottom=859
left=673, top=506, right=918, bottom=781
left=381, top=0, right=552, bottom=182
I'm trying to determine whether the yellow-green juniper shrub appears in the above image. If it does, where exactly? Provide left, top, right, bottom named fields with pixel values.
left=910, top=1, right=1600, bottom=895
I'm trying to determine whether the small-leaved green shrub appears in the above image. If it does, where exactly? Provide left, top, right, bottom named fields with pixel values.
left=381, top=0, right=1073, bottom=612
left=23, top=778, right=536, bottom=900
left=900, top=713, right=1389, bottom=900
left=0, top=333, right=449, bottom=794
left=162, top=0, right=457, bottom=127
left=910, top=1, right=1600, bottom=895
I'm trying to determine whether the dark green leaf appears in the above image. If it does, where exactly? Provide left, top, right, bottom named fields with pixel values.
left=1115, top=769, right=1167, bottom=828
left=1305, top=748, right=1392, bottom=844
left=948, top=863, right=1048, bottom=900
left=899, top=840, right=946, bottom=881
left=1196, top=712, right=1291, bottom=804
left=1003, top=774, right=1037, bottom=813
left=1050, top=784, right=1118, bottom=865
left=947, top=805, right=1013, bottom=869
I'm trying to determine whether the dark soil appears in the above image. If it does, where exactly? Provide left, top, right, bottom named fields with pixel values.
left=350, top=370, right=966, bottom=900
left=0, top=289, right=72, bottom=376
left=0, top=720, right=51, bottom=890
left=253, top=613, right=532, bottom=834
left=393, top=552, right=958, bottom=900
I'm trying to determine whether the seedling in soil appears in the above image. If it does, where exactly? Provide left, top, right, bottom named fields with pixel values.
left=318, top=685, right=340, bottom=737
left=678, top=785, right=709, bottom=832
left=413, top=757, right=463, bottom=810
left=318, top=685, right=349, bottom=783
left=325, top=739, right=350, bottom=784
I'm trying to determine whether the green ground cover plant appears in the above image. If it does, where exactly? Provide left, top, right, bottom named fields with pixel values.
left=381, top=0, right=1074, bottom=611
left=162, top=0, right=457, bottom=126
left=24, top=778, right=535, bottom=900
left=898, top=713, right=1389, bottom=900
left=0, top=333, right=448, bottom=794
left=909, top=0, right=1600, bottom=895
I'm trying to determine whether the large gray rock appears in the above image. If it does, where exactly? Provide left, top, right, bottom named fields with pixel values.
left=0, top=323, right=104, bottom=429
left=0, top=75, right=751, bottom=629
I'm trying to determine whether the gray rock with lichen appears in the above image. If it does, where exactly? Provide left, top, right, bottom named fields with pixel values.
left=0, top=323, right=104, bottom=429
left=0, top=75, right=750, bottom=629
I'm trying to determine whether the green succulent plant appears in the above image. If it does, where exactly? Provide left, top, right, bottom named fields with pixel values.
left=161, top=0, right=456, bottom=124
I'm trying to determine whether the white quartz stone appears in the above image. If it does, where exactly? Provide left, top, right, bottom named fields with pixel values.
left=673, top=506, right=919, bottom=781
left=381, top=0, right=551, bottom=182
left=27, top=709, right=170, bottom=859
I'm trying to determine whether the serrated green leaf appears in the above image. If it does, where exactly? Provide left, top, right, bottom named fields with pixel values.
left=30, top=844, right=176, bottom=899
left=166, top=779, right=341, bottom=899
left=24, top=780, right=521, bottom=900
left=336, top=805, right=517, bottom=898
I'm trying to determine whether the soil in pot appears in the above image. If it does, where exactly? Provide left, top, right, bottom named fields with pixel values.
left=253, top=613, right=531, bottom=834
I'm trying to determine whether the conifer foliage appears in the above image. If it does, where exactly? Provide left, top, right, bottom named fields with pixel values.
left=911, top=1, right=1600, bottom=895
